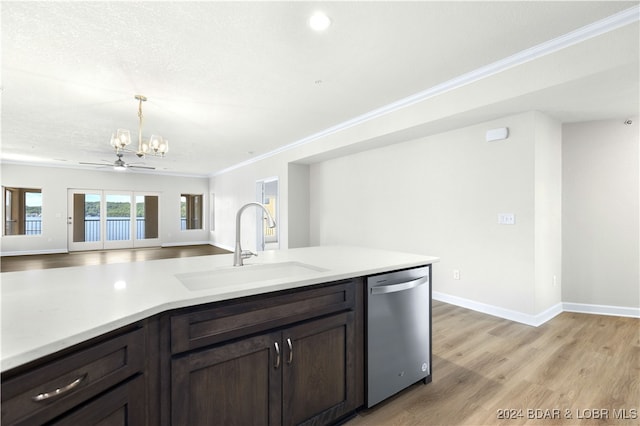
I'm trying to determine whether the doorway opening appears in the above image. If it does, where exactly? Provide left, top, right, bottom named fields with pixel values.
left=256, top=178, right=279, bottom=251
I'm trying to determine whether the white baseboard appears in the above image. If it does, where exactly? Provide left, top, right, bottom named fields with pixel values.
left=211, top=242, right=234, bottom=252
left=433, top=291, right=561, bottom=327
left=0, top=248, right=68, bottom=257
left=563, top=302, right=640, bottom=318
left=161, top=241, right=212, bottom=247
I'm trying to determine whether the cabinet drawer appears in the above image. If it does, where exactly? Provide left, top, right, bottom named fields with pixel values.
left=50, top=375, right=146, bottom=426
left=171, top=280, right=356, bottom=353
left=1, top=327, right=145, bottom=426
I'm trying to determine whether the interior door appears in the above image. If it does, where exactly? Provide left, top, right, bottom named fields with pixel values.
left=68, top=190, right=104, bottom=251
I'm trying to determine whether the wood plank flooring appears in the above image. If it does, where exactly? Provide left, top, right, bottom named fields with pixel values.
left=348, top=301, right=640, bottom=426
left=0, top=245, right=231, bottom=272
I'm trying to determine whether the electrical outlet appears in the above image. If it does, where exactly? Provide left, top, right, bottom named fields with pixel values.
left=453, top=269, right=460, bottom=280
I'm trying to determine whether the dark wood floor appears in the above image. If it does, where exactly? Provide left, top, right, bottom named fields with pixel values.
left=0, top=245, right=231, bottom=272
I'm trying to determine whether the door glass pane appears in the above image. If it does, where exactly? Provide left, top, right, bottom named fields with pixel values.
left=136, top=195, right=159, bottom=240
left=74, top=193, right=101, bottom=242
left=106, top=194, right=131, bottom=241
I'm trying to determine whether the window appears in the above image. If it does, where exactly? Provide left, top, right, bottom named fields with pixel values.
left=181, top=194, right=203, bottom=230
left=3, top=187, right=42, bottom=235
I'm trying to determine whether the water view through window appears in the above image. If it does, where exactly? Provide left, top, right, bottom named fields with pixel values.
left=69, top=190, right=160, bottom=250
left=3, top=187, right=42, bottom=236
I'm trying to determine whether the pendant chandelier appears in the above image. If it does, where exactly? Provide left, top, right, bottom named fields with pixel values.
left=110, top=95, right=169, bottom=158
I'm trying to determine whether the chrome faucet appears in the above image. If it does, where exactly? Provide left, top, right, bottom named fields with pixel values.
left=234, top=202, right=276, bottom=266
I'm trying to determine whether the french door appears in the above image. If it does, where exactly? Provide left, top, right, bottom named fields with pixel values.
left=68, top=189, right=160, bottom=251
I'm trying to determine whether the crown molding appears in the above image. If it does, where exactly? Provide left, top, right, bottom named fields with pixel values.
left=212, top=5, right=640, bottom=177
left=0, top=160, right=210, bottom=179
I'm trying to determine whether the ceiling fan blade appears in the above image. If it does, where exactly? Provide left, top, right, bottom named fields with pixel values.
left=79, top=161, right=110, bottom=167
left=128, top=165, right=156, bottom=170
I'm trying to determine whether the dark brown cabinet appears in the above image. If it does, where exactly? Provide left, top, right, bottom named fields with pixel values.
left=2, top=277, right=367, bottom=426
left=282, top=312, right=355, bottom=426
left=168, top=280, right=361, bottom=426
left=49, top=375, right=146, bottom=425
left=172, top=312, right=354, bottom=426
left=1, top=326, right=146, bottom=426
left=172, top=331, right=280, bottom=425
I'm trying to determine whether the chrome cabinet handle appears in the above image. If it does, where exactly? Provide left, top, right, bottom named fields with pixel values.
left=286, top=338, right=293, bottom=364
left=274, top=342, right=281, bottom=369
left=32, top=374, right=87, bottom=402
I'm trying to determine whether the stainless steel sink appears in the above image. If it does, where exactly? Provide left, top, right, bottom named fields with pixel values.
left=175, top=261, right=328, bottom=291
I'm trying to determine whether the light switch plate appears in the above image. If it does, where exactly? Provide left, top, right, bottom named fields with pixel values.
left=498, top=213, right=516, bottom=225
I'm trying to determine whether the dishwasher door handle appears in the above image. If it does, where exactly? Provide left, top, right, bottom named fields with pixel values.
left=370, top=275, right=429, bottom=295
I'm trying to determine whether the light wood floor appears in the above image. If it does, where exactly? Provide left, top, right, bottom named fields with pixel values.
left=349, top=301, right=640, bottom=426
left=0, top=244, right=230, bottom=272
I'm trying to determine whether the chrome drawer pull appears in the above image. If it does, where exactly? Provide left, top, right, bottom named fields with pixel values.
left=274, top=342, right=281, bottom=369
left=286, top=338, right=293, bottom=364
left=32, top=373, right=87, bottom=402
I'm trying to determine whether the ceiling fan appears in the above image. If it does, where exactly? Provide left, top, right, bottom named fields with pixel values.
left=80, top=152, right=155, bottom=171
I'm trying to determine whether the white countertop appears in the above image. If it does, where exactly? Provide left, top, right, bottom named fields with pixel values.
left=1, top=245, right=438, bottom=372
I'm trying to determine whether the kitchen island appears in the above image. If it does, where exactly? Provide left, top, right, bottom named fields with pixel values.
left=1, top=245, right=438, bottom=425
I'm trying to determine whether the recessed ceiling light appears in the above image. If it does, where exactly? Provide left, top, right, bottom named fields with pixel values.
left=309, top=12, right=331, bottom=31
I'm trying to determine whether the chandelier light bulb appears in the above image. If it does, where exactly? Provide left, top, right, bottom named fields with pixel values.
left=111, top=131, right=130, bottom=150
left=116, top=129, right=131, bottom=148
left=149, top=135, right=161, bottom=149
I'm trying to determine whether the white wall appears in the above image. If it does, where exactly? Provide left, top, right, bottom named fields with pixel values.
left=209, top=159, right=290, bottom=252
left=534, top=113, right=563, bottom=316
left=309, top=111, right=562, bottom=322
left=287, top=163, right=310, bottom=249
left=1, top=164, right=210, bottom=255
left=209, top=111, right=638, bottom=322
left=562, top=118, right=639, bottom=310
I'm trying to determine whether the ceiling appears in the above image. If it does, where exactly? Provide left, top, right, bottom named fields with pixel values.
left=2, top=1, right=639, bottom=177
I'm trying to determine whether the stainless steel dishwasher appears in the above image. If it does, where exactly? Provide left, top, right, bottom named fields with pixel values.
left=367, top=265, right=431, bottom=407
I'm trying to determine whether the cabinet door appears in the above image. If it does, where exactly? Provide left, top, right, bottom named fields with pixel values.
left=51, top=375, right=145, bottom=426
left=171, top=331, right=282, bottom=426
left=282, top=312, right=356, bottom=426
